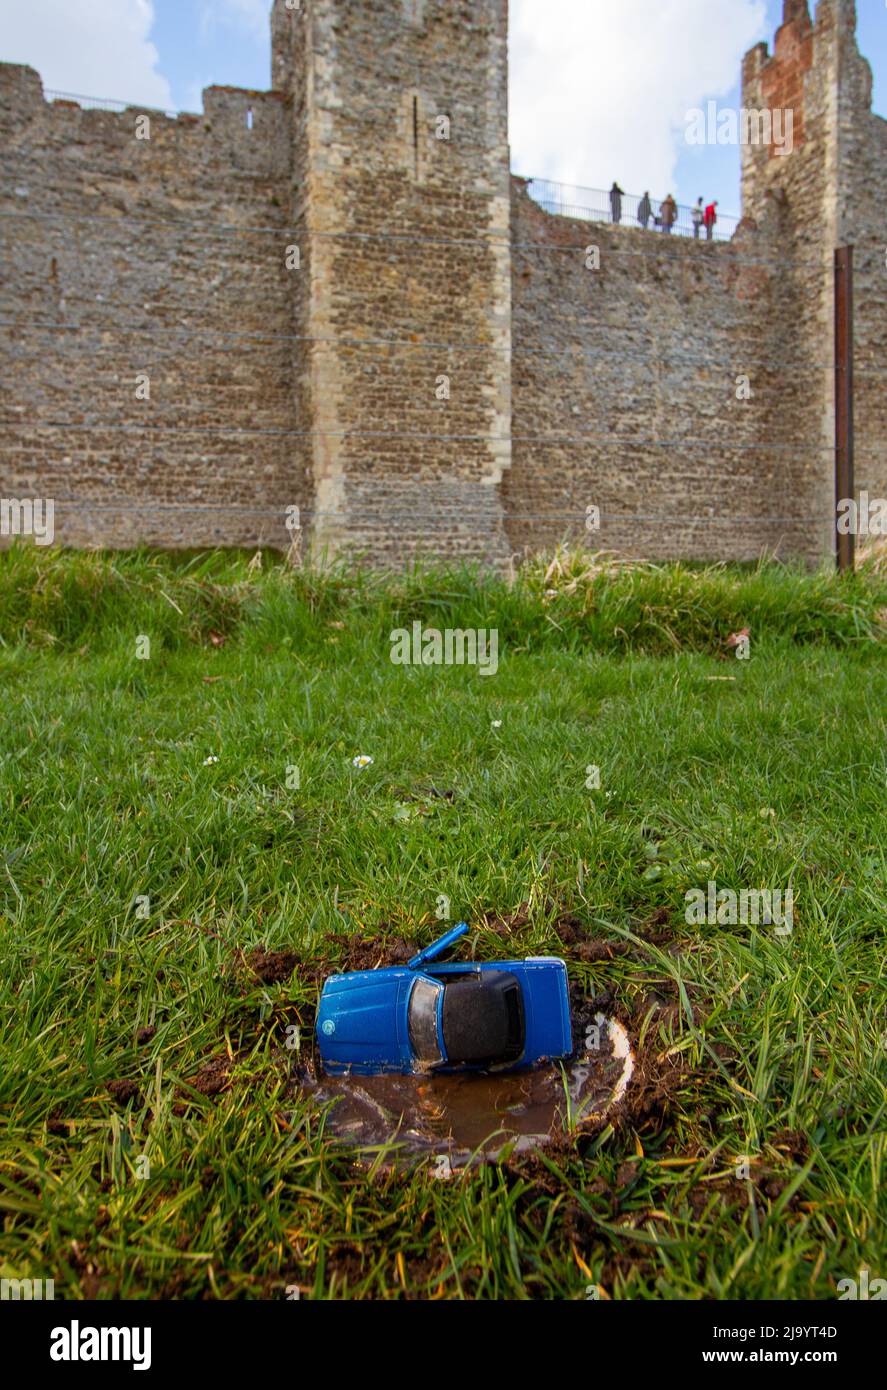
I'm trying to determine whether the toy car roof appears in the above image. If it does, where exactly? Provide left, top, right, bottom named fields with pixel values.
left=441, top=969, right=525, bottom=1065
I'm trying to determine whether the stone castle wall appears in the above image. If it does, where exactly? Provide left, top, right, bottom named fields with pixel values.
left=271, top=0, right=513, bottom=565
left=505, top=182, right=802, bottom=561
left=1, top=0, right=883, bottom=565
left=740, top=0, right=887, bottom=560
left=835, top=2, right=887, bottom=511
left=0, top=64, right=305, bottom=548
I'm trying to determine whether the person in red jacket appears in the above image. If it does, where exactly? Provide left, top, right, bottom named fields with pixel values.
left=704, top=200, right=718, bottom=241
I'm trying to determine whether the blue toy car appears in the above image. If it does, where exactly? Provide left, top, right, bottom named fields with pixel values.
left=316, top=923, right=572, bottom=1075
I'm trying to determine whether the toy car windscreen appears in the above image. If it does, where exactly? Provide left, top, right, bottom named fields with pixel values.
left=407, top=977, right=444, bottom=1066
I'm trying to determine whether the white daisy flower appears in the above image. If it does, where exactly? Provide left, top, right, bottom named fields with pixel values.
left=352, top=754, right=374, bottom=768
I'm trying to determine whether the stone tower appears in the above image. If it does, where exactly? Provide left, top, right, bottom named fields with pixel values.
left=270, top=0, right=512, bottom=563
left=741, top=0, right=887, bottom=559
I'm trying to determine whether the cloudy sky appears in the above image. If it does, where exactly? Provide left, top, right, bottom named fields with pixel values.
left=1, top=0, right=885, bottom=214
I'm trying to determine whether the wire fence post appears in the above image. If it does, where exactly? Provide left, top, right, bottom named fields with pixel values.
left=834, top=245, right=854, bottom=573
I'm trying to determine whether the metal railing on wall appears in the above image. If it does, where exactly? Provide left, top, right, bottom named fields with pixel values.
left=523, top=177, right=739, bottom=242
left=43, top=89, right=184, bottom=119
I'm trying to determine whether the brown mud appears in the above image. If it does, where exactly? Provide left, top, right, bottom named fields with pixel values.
left=299, top=1013, right=634, bottom=1169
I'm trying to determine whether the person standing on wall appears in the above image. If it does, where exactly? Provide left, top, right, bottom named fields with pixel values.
left=704, top=199, right=718, bottom=240
left=637, top=191, right=652, bottom=229
left=609, top=181, right=625, bottom=223
left=691, top=197, right=704, bottom=239
left=659, top=193, right=677, bottom=233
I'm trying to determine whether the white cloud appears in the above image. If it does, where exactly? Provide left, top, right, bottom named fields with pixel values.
left=198, top=0, right=270, bottom=43
left=510, top=0, right=768, bottom=195
left=0, top=0, right=172, bottom=107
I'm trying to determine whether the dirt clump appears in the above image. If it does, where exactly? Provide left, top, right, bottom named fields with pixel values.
left=106, top=1078, right=144, bottom=1109
left=244, top=948, right=300, bottom=984
left=187, top=1054, right=233, bottom=1097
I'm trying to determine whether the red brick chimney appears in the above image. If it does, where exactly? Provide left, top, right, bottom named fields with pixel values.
left=753, top=0, right=814, bottom=152
left=781, top=0, right=811, bottom=25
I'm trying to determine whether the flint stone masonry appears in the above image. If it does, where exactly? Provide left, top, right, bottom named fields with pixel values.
left=505, top=183, right=797, bottom=562
left=741, top=0, right=887, bottom=557
left=0, top=0, right=883, bottom=564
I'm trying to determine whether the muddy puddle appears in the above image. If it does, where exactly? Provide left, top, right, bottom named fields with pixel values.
left=299, top=1014, right=634, bottom=1170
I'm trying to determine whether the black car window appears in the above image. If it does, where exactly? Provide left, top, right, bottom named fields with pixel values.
left=441, top=970, right=525, bottom=1066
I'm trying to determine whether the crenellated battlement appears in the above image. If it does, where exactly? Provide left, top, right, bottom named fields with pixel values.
left=0, top=0, right=883, bottom=565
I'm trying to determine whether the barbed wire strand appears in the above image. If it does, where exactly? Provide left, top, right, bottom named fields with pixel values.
left=6, top=313, right=873, bottom=376
left=0, top=502, right=829, bottom=523
left=3, top=206, right=870, bottom=273
left=2, top=419, right=868, bottom=452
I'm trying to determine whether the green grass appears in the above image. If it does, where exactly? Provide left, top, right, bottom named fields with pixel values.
left=0, top=547, right=885, bottom=1299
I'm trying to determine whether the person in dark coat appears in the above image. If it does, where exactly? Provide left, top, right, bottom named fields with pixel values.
left=659, top=193, right=678, bottom=233
left=609, top=181, right=625, bottom=223
left=637, top=191, right=652, bottom=229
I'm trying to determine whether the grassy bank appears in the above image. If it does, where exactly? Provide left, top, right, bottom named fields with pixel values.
left=0, top=548, right=884, bottom=1298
